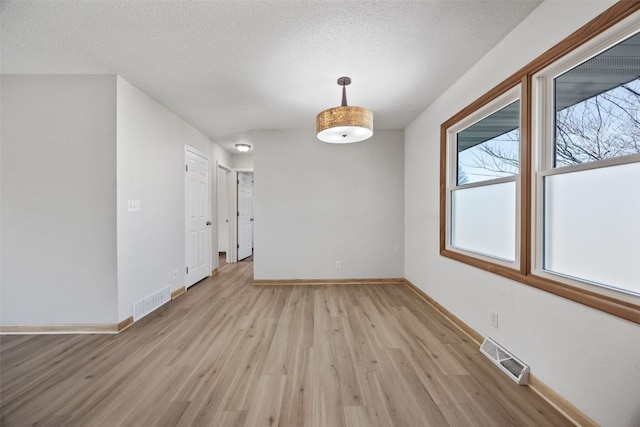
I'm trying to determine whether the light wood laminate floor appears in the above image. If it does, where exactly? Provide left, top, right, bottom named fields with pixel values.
left=1, top=262, right=571, bottom=426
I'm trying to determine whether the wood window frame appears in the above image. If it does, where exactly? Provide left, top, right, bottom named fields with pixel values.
left=443, top=83, right=524, bottom=273
left=440, top=1, right=640, bottom=324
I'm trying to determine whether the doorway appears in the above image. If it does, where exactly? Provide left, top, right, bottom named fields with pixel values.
left=237, top=172, right=253, bottom=261
left=217, top=165, right=231, bottom=267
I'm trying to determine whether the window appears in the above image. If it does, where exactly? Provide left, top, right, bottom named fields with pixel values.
left=553, top=34, right=640, bottom=167
left=440, top=2, right=640, bottom=323
left=533, top=23, right=640, bottom=299
left=457, top=101, right=520, bottom=185
left=444, top=87, right=521, bottom=268
left=540, top=163, right=640, bottom=295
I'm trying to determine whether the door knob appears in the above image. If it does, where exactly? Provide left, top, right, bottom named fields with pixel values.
left=206, top=221, right=212, bottom=226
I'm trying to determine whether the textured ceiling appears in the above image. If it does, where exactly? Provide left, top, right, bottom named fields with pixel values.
left=1, top=0, right=542, bottom=152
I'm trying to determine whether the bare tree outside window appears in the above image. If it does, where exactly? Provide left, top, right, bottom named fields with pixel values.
left=555, top=78, right=640, bottom=167
left=456, top=99, right=520, bottom=185
left=459, top=77, right=640, bottom=179
left=458, top=129, right=519, bottom=183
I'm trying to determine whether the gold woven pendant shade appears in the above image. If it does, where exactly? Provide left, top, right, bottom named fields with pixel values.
left=316, top=106, right=373, bottom=144
left=316, top=77, right=373, bottom=144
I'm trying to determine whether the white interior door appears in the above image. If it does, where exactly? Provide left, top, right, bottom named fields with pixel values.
left=237, top=172, right=253, bottom=261
left=185, top=147, right=211, bottom=287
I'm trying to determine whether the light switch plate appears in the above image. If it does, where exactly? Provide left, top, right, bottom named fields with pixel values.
left=127, top=200, right=141, bottom=212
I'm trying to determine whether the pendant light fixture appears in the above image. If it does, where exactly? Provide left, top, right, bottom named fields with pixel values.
left=316, top=77, right=373, bottom=143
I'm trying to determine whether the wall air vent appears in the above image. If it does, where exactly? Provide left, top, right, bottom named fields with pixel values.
left=132, top=286, right=171, bottom=322
left=480, top=337, right=529, bottom=385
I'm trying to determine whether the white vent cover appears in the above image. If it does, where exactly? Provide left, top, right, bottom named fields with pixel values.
left=133, top=286, right=171, bottom=322
left=480, top=337, right=529, bottom=385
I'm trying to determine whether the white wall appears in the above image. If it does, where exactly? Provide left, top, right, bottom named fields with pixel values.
left=1, top=75, right=118, bottom=325
left=116, top=77, right=212, bottom=321
left=404, top=1, right=640, bottom=426
left=254, top=129, right=404, bottom=280
left=231, top=152, right=254, bottom=170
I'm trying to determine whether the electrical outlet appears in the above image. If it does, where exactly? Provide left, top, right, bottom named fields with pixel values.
left=490, top=312, right=499, bottom=328
left=172, top=270, right=178, bottom=281
left=335, top=261, right=341, bottom=269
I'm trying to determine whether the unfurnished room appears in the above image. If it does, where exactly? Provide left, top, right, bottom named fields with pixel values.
left=1, top=1, right=639, bottom=426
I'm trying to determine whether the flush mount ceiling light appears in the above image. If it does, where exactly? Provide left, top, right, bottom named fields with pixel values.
left=235, top=143, right=251, bottom=153
left=316, top=77, right=373, bottom=144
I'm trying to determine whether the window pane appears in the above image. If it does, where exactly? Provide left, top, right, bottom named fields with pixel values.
left=456, top=100, right=520, bottom=185
left=451, top=181, right=516, bottom=261
left=554, top=33, right=640, bottom=167
left=543, top=162, right=640, bottom=295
